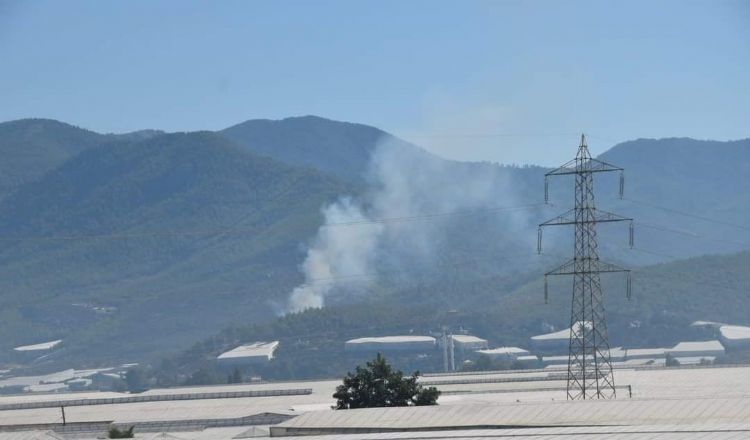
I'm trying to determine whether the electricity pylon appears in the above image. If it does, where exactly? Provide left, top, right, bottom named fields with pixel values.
left=538, top=134, right=633, bottom=400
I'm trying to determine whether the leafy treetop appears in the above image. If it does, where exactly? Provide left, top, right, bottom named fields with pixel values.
left=333, top=353, right=439, bottom=410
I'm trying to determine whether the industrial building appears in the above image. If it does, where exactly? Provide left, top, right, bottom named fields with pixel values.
left=666, top=340, right=725, bottom=358
left=449, top=335, right=488, bottom=351
left=344, top=336, right=436, bottom=352
left=216, top=342, right=279, bottom=367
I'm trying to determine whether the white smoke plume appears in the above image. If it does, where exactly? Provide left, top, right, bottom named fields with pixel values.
left=287, top=198, right=384, bottom=312
left=285, top=137, right=531, bottom=314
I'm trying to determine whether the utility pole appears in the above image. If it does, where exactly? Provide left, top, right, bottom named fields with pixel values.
left=442, top=327, right=449, bottom=373
left=448, top=333, right=455, bottom=372
left=538, top=134, right=633, bottom=400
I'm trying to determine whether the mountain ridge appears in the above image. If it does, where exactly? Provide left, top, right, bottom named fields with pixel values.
left=0, top=116, right=749, bottom=371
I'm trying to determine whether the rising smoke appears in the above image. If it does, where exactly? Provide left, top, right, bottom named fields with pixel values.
left=285, top=137, right=531, bottom=314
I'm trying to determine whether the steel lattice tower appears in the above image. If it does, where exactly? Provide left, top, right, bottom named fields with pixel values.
left=538, top=134, right=633, bottom=400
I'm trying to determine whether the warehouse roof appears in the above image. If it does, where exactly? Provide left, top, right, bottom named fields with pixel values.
left=217, top=342, right=279, bottom=360
left=346, top=336, right=435, bottom=344
left=13, top=340, right=62, bottom=352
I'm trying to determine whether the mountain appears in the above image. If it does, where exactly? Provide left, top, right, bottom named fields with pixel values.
left=0, top=119, right=165, bottom=201
left=0, top=131, right=347, bottom=363
left=221, top=115, right=427, bottom=181
left=0, top=119, right=107, bottom=200
left=0, top=116, right=748, bottom=373
left=593, top=137, right=750, bottom=264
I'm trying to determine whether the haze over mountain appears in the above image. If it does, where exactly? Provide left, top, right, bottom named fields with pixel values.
left=0, top=115, right=747, bottom=371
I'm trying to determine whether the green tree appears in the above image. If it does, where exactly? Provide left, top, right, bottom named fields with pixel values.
left=333, top=353, right=439, bottom=409
left=108, top=426, right=134, bottom=439
left=228, top=368, right=243, bottom=384
left=125, top=368, right=148, bottom=393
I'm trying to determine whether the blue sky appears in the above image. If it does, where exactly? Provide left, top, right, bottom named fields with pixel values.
left=1, top=0, right=748, bottom=165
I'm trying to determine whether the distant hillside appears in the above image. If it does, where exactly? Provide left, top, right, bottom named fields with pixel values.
left=221, top=115, right=429, bottom=181
left=164, top=250, right=750, bottom=381
left=0, top=131, right=347, bottom=362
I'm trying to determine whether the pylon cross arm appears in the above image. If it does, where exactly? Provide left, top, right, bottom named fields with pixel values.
left=545, top=157, right=623, bottom=177
left=539, top=208, right=632, bottom=227
left=545, top=259, right=630, bottom=276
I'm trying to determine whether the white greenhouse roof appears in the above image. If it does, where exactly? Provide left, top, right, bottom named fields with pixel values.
left=477, top=347, right=530, bottom=356
left=1, top=366, right=750, bottom=431
left=719, top=325, right=750, bottom=341
left=13, top=340, right=62, bottom=352
left=217, top=341, right=279, bottom=360
left=272, top=396, right=750, bottom=435
left=668, top=340, right=724, bottom=353
left=531, top=322, right=591, bottom=341
left=450, top=335, right=487, bottom=344
left=346, top=336, right=435, bottom=344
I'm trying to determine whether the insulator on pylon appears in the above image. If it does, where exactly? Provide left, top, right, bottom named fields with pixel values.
left=537, top=227, right=543, bottom=254
left=544, top=177, right=549, bottom=203
left=544, top=276, right=549, bottom=304
left=619, top=171, right=625, bottom=199
left=629, top=221, right=634, bottom=248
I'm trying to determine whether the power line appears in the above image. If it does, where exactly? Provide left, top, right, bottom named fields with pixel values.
left=624, top=197, right=750, bottom=233
left=0, top=203, right=549, bottom=242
